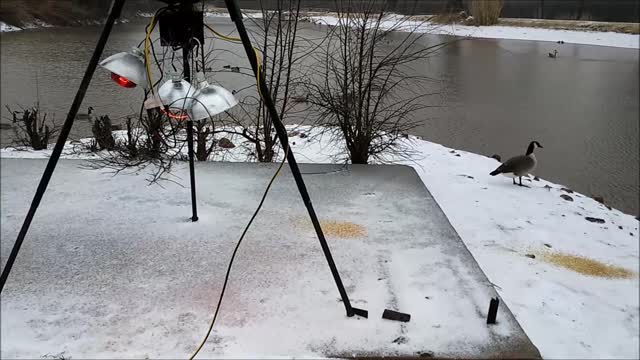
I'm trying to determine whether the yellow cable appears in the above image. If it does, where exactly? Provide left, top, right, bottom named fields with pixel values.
left=189, top=22, right=292, bottom=360
left=205, top=24, right=242, bottom=43
left=189, top=145, right=290, bottom=360
left=144, top=14, right=157, bottom=94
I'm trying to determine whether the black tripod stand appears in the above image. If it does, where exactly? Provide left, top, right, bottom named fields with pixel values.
left=0, top=0, right=367, bottom=319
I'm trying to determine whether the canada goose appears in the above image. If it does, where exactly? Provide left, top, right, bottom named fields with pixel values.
left=291, top=95, right=308, bottom=104
left=548, top=50, right=558, bottom=58
left=490, top=141, right=543, bottom=187
left=75, top=106, right=94, bottom=120
left=222, top=65, right=240, bottom=73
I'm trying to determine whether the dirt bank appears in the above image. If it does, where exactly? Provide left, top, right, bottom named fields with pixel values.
left=0, top=0, right=154, bottom=28
left=498, top=17, right=639, bottom=35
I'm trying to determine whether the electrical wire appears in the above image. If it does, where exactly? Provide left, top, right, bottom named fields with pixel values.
left=204, top=24, right=263, bottom=99
left=187, top=22, right=288, bottom=359
left=150, top=31, right=165, bottom=89
left=189, top=145, right=289, bottom=360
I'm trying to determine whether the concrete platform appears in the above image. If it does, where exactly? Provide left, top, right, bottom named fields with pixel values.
left=0, top=159, right=541, bottom=358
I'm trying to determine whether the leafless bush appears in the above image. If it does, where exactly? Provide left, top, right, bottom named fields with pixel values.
left=85, top=111, right=185, bottom=184
left=218, top=0, right=321, bottom=162
left=470, top=0, right=503, bottom=25
left=5, top=105, right=59, bottom=150
left=91, top=115, right=116, bottom=150
left=306, top=1, right=451, bottom=164
left=122, top=117, right=141, bottom=156
left=430, top=0, right=467, bottom=24
left=194, top=119, right=219, bottom=161
left=139, top=109, right=165, bottom=156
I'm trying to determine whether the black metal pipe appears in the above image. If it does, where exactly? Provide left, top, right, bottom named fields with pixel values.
left=223, top=0, right=360, bottom=317
left=0, top=0, right=127, bottom=293
left=183, top=45, right=199, bottom=222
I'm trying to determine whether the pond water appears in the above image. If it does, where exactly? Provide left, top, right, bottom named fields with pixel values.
left=1, top=18, right=637, bottom=215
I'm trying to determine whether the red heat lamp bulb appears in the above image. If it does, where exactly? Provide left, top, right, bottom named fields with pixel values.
left=161, top=108, right=189, bottom=120
left=110, top=72, right=137, bottom=88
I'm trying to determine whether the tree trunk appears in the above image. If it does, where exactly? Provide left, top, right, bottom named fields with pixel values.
left=349, top=146, right=369, bottom=164
left=195, top=120, right=211, bottom=161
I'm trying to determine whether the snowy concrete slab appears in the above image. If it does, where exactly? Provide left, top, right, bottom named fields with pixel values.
left=0, top=159, right=540, bottom=359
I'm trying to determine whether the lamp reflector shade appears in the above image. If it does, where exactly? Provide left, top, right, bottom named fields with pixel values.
left=189, top=78, right=238, bottom=120
left=100, top=48, right=147, bottom=89
left=158, top=76, right=195, bottom=110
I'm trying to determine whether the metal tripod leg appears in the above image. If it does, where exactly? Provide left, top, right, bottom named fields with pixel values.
left=223, top=0, right=367, bottom=319
left=0, top=0, right=127, bottom=293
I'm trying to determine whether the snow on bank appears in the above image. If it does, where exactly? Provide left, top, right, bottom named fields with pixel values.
left=22, top=19, right=53, bottom=29
left=0, top=21, right=22, bottom=32
left=308, top=14, right=640, bottom=49
left=1, top=126, right=638, bottom=359
left=136, top=10, right=263, bottom=19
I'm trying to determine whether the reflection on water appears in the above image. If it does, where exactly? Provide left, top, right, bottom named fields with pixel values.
left=0, top=19, right=638, bottom=215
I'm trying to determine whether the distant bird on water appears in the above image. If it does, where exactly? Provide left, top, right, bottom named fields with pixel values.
left=490, top=141, right=543, bottom=187
left=548, top=50, right=558, bottom=58
left=74, top=106, right=94, bottom=121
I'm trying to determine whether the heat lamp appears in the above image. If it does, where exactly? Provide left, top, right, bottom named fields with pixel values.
left=99, top=47, right=147, bottom=89
left=158, top=73, right=196, bottom=119
left=189, top=72, right=238, bottom=120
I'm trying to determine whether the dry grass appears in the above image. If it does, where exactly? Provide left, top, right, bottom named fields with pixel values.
left=540, top=252, right=636, bottom=279
left=470, top=0, right=503, bottom=25
left=429, top=12, right=464, bottom=25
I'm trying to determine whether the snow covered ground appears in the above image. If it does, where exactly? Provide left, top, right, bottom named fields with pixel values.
left=1, top=125, right=638, bottom=358
left=1, top=157, right=539, bottom=359
left=307, top=14, right=639, bottom=49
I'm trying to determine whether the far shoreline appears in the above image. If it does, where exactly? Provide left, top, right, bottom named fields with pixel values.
left=2, top=9, right=638, bottom=49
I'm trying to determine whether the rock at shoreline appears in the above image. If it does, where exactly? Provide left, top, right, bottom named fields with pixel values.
left=560, top=194, right=574, bottom=202
left=585, top=217, right=605, bottom=224
left=218, top=137, right=235, bottom=149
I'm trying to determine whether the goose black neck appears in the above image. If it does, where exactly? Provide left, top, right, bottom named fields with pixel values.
left=526, top=142, right=535, bottom=155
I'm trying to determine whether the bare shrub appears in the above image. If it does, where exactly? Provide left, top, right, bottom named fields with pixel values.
left=139, top=109, right=165, bottom=156
left=306, top=1, right=451, bottom=164
left=219, top=0, right=319, bottom=162
left=85, top=111, right=185, bottom=184
left=91, top=115, right=116, bottom=150
left=430, top=0, right=467, bottom=24
left=5, top=105, right=58, bottom=150
left=194, top=119, right=218, bottom=161
left=470, top=0, right=503, bottom=25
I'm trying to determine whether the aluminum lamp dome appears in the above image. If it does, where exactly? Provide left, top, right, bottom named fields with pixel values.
left=189, top=73, right=238, bottom=120
left=158, top=74, right=196, bottom=111
left=100, top=47, right=147, bottom=89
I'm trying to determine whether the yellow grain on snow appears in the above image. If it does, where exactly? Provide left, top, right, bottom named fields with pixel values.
left=319, top=220, right=367, bottom=239
left=540, top=252, right=636, bottom=279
